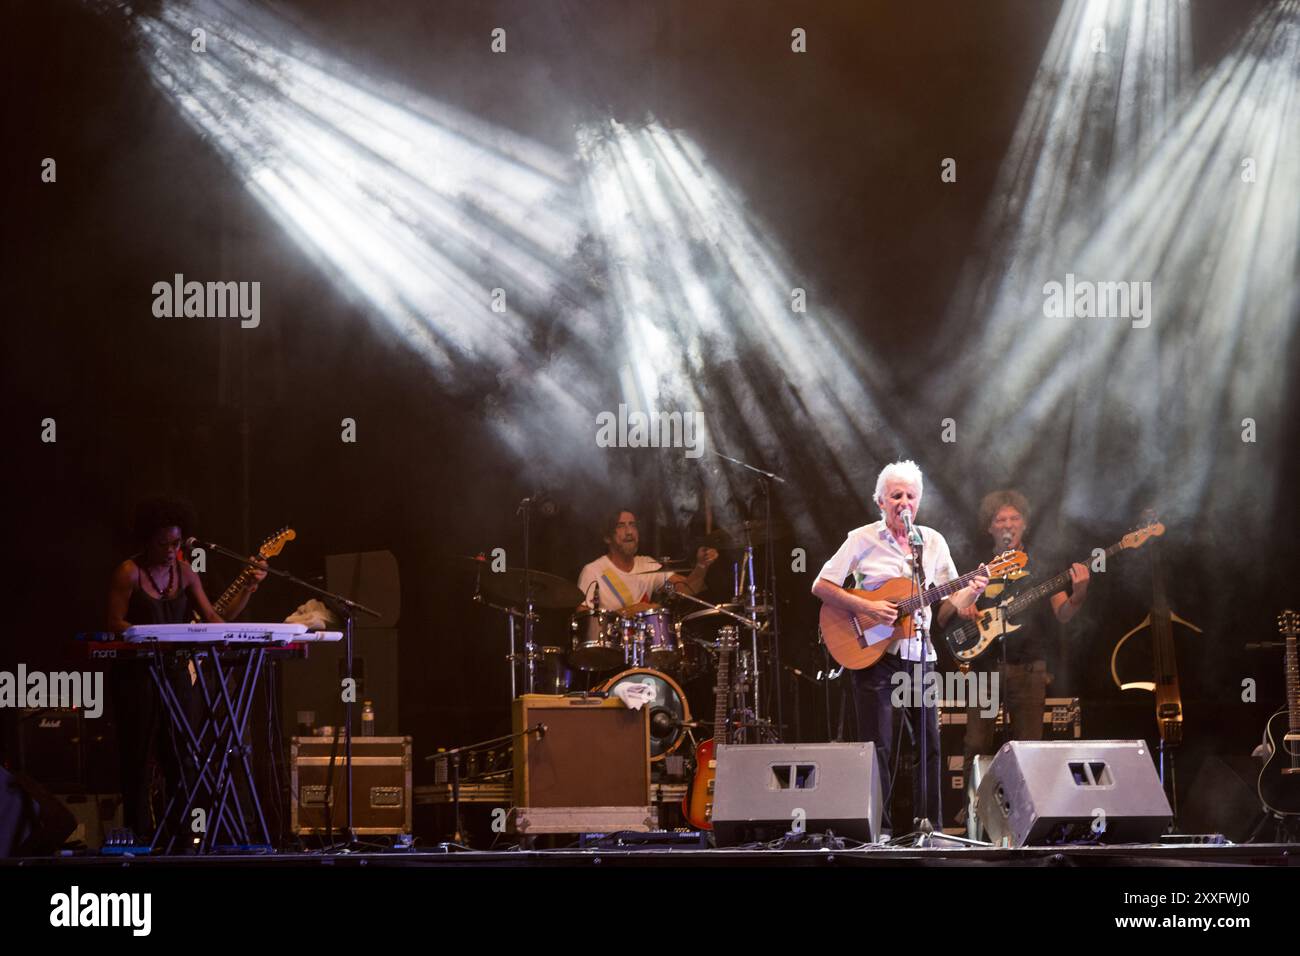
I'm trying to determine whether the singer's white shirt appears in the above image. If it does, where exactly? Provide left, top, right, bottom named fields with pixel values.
left=816, top=519, right=959, bottom=662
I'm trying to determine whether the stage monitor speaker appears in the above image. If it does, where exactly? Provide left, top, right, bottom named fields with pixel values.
left=976, top=740, right=1172, bottom=847
left=712, top=742, right=881, bottom=847
left=511, top=695, right=652, bottom=834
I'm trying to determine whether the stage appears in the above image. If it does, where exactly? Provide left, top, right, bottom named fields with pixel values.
left=3, top=842, right=1297, bottom=869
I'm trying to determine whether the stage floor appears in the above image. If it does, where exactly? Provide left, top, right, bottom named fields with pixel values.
left=5, top=842, right=1295, bottom=868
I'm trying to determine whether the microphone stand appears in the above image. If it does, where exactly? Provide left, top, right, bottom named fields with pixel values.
left=887, top=519, right=985, bottom=848
left=422, top=723, right=546, bottom=848
left=191, top=538, right=383, bottom=850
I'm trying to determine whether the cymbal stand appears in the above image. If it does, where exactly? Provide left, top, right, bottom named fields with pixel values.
left=470, top=566, right=539, bottom=708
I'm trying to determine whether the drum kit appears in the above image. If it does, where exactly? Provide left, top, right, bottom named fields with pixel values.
left=461, top=516, right=789, bottom=760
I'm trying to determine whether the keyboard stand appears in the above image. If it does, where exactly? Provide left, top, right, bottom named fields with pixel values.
left=146, top=643, right=275, bottom=853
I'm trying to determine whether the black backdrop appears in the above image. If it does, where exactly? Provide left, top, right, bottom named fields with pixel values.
left=3, top=0, right=1296, bottom=807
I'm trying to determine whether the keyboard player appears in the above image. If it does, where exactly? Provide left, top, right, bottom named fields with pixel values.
left=104, top=495, right=266, bottom=840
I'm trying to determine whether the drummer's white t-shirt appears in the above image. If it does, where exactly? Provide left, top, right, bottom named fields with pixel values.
left=577, top=555, right=672, bottom=610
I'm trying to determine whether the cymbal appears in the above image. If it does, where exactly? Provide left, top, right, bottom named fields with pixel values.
left=472, top=564, right=585, bottom=609
left=631, top=562, right=691, bottom=574
left=696, top=519, right=791, bottom=550
left=681, top=603, right=773, bottom=625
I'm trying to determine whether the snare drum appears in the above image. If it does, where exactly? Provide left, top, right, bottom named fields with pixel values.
left=632, top=607, right=679, bottom=669
left=570, top=607, right=625, bottom=670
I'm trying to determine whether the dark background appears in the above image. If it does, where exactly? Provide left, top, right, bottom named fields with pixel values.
left=3, top=0, right=1295, bottom=818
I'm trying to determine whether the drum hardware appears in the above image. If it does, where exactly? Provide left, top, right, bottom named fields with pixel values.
left=467, top=554, right=577, bottom=701
left=700, top=451, right=789, bottom=746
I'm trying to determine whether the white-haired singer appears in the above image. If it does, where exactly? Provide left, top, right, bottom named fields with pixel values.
left=811, top=460, right=987, bottom=835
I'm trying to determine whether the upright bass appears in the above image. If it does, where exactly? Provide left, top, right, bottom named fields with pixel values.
left=1110, top=511, right=1199, bottom=813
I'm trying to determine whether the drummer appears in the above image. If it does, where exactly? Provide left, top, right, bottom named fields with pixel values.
left=578, top=509, right=718, bottom=612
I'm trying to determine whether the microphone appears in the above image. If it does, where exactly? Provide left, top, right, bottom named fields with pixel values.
left=650, top=708, right=677, bottom=737
left=183, top=536, right=209, bottom=551
left=899, top=507, right=923, bottom=547
left=650, top=709, right=700, bottom=735
left=517, top=491, right=557, bottom=517
left=1001, top=529, right=1013, bottom=549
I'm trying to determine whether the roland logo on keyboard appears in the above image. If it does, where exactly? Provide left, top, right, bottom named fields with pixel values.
left=50, top=886, right=151, bottom=936
left=0, top=665, right=103, bottom=719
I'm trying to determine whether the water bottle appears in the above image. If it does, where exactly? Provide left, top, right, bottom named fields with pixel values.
left=361, top=699, right=375, bottom=737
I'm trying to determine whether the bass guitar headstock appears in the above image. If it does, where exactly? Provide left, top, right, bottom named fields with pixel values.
left=1120, top=520, right=1165, bottom=551
left=1279, top=609, right=1299, bottom=637
left=256, top=526, right=296, bottom=560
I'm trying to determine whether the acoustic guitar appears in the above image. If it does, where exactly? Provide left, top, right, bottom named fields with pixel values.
left=1258, top=609, right=1300, bottom=817
left=819, top=549, right=1026, bottom=670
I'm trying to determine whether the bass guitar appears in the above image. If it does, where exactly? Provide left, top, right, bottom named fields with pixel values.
left=193, top=526, right=296, bottom=621
left=819, top=550, right=1026, bottom=670
left=945, top=521, right=1164, bottom=663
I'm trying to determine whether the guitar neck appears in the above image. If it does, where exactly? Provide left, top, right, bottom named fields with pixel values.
left=1287, top=633, right=1299, bottom=735
left=212, top=568, right=254, bottom=619
left=1004, top=539, right=1121, bottom=617
left=898, top=567, right=985, bottom=615
left=714, top=645, right=732, bottom=745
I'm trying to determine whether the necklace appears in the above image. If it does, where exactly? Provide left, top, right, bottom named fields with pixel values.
left=142, top=560, right=175, bottom=598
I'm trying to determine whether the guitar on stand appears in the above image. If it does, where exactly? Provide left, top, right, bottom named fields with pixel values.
left=1257, top=610, right=1300, bottom=820
left=1110, top=511, right=1198, bottom=821
left=683, top=627, right=739, bottom=831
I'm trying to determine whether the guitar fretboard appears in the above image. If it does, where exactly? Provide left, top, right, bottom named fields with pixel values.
left=1285, top=631, right=1298, bottom=735
left=897, top=566, right=992, bottom=616
left=1003, top=540, right=1124, bottom=618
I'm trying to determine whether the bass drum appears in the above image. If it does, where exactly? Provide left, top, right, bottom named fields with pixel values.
left=598, top=668, right=691, bottom=761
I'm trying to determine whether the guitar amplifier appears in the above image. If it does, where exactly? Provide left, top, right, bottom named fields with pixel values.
left=290, top=736, right=411, bottom=836
left=511, top=695, right=652, bottom=834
